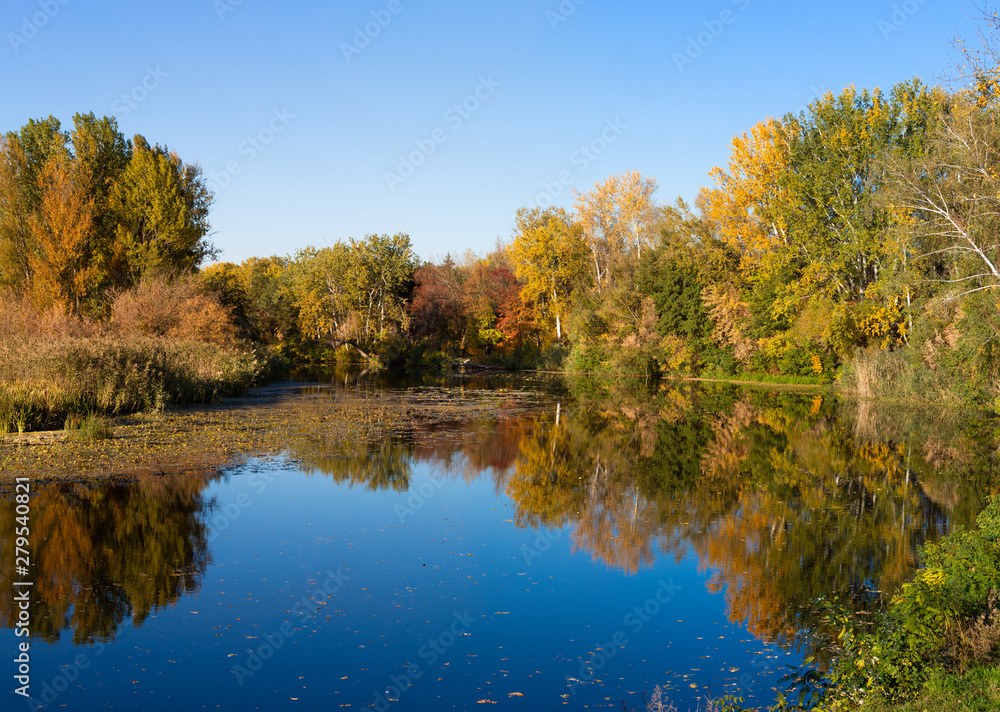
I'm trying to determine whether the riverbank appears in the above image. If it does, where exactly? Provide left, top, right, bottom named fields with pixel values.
left=850, top=665, right=1000, bottom=712
left=0, top=280, right=290, bottom=435
left=0, top=334, right=286, bottom=434
left=0, top=377, right=549, bottom=482
left=756, top=497, right=1000, bottom=712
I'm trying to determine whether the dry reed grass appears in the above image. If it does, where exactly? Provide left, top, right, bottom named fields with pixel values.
left=0, top=277, right=283, bottom=433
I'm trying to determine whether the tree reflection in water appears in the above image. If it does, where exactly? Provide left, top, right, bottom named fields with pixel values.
left=0, top=472, right=214, bottom=644
left=288, top=381, right=1000, bottom=658
left=6, top=381, right=996, bottom=659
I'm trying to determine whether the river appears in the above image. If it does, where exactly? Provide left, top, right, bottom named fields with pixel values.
left=2, top=373, right=996, bottom=711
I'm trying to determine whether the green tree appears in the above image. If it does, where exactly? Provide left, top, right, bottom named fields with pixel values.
left=702, top=80, right=940, bottom=363
left=108, top=135, right=215, bottom=287
left=0, top=116, right=67, bottom=290
left=287, top=234, right=417, bottom=360
left=1, top=115, right=212, bottom=314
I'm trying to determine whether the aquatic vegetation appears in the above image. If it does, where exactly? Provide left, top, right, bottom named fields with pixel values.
left=64, top=412, right=114, bottom=441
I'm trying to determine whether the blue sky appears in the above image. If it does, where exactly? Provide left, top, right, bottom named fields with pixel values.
left=0, top=0, right=979, bottom=264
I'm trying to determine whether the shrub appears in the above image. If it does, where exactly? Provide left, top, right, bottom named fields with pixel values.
left=822, top=496, right=1000, bottom=705
left=838, top=346, right=962, bottom=404
left=0, top=289, right=97, bottom=341
left=110, top=273, right=236, bottom=346
left=65, top=412, right=114, bottom=441
left=0, top=288, right=285, bottom=433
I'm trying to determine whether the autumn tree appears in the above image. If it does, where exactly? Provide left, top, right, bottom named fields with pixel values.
left=509, top=207, right=588, bottom=342
left=0, top=116, right=67, bottom=291
left=0, top=114, right=213, bottom=315
left=462, top=259, right=527, bottom=356
left=203, top=255, right=294, bottom=344
left=408, top=256, right=469, bottom=350
left=108, top=135, right=215, bottom=288
left=351, top=232, right=418, bottom=338
left=882, top=95, right=1000, bottom=302
left=28, top=152, right=98, bottom=314
left=288, top=233, right=417, bottom=360
left=573, top=171, right=660, bottom=291
left=70, top=112, right=131, bottom=299
left=700, top=118, right=790, bottom=276
left=949, top=2, right=1000, bottom=106
left=289, top=242, right=362, bottom=352
left=701, top=80, right=939, bottom=363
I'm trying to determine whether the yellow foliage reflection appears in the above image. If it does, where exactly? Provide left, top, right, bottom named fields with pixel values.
left=0, top=472, right=213, bottom=643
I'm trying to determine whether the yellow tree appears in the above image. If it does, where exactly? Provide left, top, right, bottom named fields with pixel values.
left=28, top=152, right=98, bottom=314
left=700, top=118, right=790, bottom=276
left=509, top=207, right=588, bottom=342
left=573, top=171, right=660, bottom=291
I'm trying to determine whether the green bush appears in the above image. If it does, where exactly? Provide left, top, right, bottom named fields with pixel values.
left=822, top=496, right=1000, bottom=706
left=65, top=412, right=114, bottom=441
left=565, top=340, right=607, bottom=374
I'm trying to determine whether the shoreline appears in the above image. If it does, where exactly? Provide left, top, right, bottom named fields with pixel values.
left=0, top=378, right=549, bottom=483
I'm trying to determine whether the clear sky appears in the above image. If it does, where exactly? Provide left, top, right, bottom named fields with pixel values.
left=0, top=0, right=980, bottom=265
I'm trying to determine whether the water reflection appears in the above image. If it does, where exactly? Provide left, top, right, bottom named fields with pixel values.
left=0, top=472, right=214, bottom=643
left=288, top=380, right=1000, bottom=658
left=4, top=378, right=998, bottom=668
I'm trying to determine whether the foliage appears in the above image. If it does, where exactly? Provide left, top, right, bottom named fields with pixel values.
left=285, top=233, right=417, bottom=363
left=0, top=474, right=213, bottom=643
left=509, top=206, right=589, bottom=342
left=111, top=273, right=236, bottom=346
left=0, top=290, right=283, bottom=432
left=573, top=170, right=661, bottom=291
left=0, top=113, right=213, bottom=316
left=108, top=135, right=214, bottom=287
left=819, top=496, right=1000, bottom=707
left=64, top=411, right=114, bottom=441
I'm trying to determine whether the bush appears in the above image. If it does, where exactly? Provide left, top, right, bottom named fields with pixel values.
left=65, top=412, right=114, bottom=441
left=565, top=340, right=607, bottom=373
left=110, top=273, right=236, bottom=346
left=838, top=346, right=962, bottom=404
left=822, top=496, right=1000, bottom=706
left=0, top=289, right=286, bottom=433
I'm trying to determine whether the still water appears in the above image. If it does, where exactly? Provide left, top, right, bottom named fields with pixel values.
left=2, top=376, right=997, bottom=710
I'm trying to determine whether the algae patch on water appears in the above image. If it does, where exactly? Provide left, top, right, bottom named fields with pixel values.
left=0, top=381, right=548, bottom=483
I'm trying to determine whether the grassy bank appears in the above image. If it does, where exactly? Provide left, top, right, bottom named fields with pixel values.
left=0, top=279, right=286, bottom=434
left=849, top=663, right=1000, bottom=712
left=0, top=335, right=284, bottom=433
left=640, top=496, right=1000, bottom=712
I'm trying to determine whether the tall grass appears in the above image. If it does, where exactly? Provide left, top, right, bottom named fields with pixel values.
left=64, top=412, right=114, bottom=441
left=0, top=279, right=286, bottom=433
left=838, top=347, right=963, bottom=404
